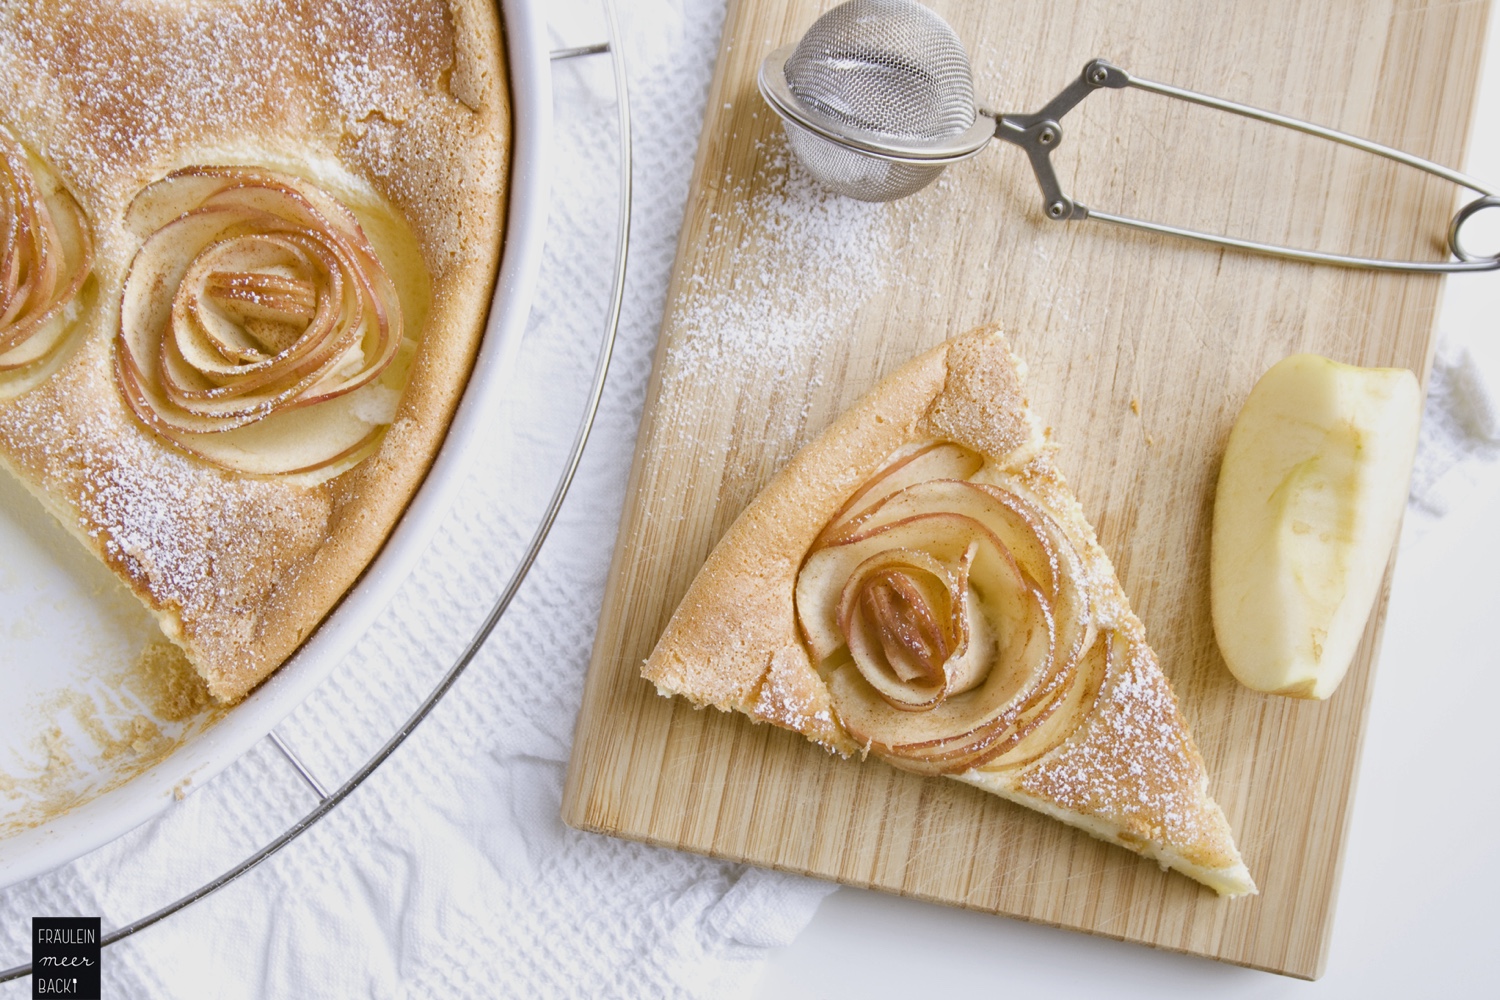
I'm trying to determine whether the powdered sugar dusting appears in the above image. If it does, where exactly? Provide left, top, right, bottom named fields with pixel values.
left=664, top=144, right=895, bottom=417
left=1017, top=627, right=1220, bottom=857
left=0, top=350, right=328, bottom=665
left=747, top=643, right=842, bottom=751
left=0, top=0, right=459, bottom=269
left=651, top=127, right=974, bottom=457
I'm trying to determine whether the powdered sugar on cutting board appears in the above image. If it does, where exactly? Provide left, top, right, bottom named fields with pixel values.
left=669, top=146, right=884, bottom=356
left=664, top=142, right=942, bottom=432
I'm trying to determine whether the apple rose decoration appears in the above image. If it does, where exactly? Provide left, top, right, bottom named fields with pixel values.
left=796, top=443, right=1114, bottom=776
left=116, top=166, right=413, bottom=477
left=0, top=125, right=93, bottom=395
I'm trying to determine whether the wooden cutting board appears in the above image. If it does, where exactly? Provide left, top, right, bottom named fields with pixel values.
left=563, top=0, right=1490, bottom=979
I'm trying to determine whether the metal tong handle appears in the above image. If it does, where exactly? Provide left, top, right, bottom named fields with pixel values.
left=990, top=59, right=1500, bottom=273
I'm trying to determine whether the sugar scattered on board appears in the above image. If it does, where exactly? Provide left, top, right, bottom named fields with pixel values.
left=660, top=142, right=959, bottom=452
left=667, top=145, right=896, bottom=384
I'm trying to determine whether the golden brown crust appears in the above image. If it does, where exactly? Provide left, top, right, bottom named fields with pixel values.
left=919, top=330, right=1041, bottom=463
left=0, top=0, right=509, bottom=701
left=645, top=338, right=948, bottom=719
left=643, top=328, right=1254, bottom=896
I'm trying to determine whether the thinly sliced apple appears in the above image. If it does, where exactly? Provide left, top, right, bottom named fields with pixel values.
left=796, top=474, right=1104, bottom=774
left=870, top=480, right=1060, bottom=596
left=797, top=510, right=1030, bottom=662
left=1211, top=354, right=1421, bottom=699
left=838, top=547, right=965, bottom=710
left=977, top=628, right=1112, bottom=771
left=827, top=601, right=1053, bottom=774
left=818, top=442, right=983, bottom=544
left=870, top=479, right=1096, bottom=683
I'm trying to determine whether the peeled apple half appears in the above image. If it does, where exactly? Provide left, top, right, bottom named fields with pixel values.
left=1210, top=354, right=1421, bottom=699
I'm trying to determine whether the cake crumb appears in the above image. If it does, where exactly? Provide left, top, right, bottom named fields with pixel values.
left=128, top=639, right=215, bottom=722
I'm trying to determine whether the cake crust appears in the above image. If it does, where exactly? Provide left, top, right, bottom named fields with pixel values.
left=644, top=328, right=1254, bottom=896
left=0, top=0, right=510, bottom=701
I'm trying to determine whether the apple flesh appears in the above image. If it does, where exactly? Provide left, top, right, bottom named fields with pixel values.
left=1211, top=354, right=1421, bottom=699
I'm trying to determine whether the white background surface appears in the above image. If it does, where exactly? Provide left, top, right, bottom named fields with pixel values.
left=755, top=0, right=1500, bottom=994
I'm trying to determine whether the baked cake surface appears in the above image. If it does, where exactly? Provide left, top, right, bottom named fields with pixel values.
left=0, top=0, right=509, bottom=701
left=644, top=329, right=1254, bottom=896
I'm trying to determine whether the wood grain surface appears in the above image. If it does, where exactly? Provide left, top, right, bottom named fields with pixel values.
left=563, top=0, right=1491, bottom=979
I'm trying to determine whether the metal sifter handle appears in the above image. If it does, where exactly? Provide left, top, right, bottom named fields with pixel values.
left=993, top=59, right=1500, bottom=273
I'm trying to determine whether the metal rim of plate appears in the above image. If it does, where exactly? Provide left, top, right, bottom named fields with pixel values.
left=0, top=0, right=632, bottom=983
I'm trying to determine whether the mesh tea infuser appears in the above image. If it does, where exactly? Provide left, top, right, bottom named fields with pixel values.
left=758, top=0, right=1500, bottom=272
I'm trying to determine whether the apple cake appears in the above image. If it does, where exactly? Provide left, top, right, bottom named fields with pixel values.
left=0, top=0, right=509, bottom=701
left=644, top=329, right=1255, bottom=896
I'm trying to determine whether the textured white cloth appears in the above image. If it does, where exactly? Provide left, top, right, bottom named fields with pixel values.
left=1407, top=335, right=1500, bottom=536
left=0, top=2, right=835, bottom=998
left=3, top=1, right=1498, bottom=998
